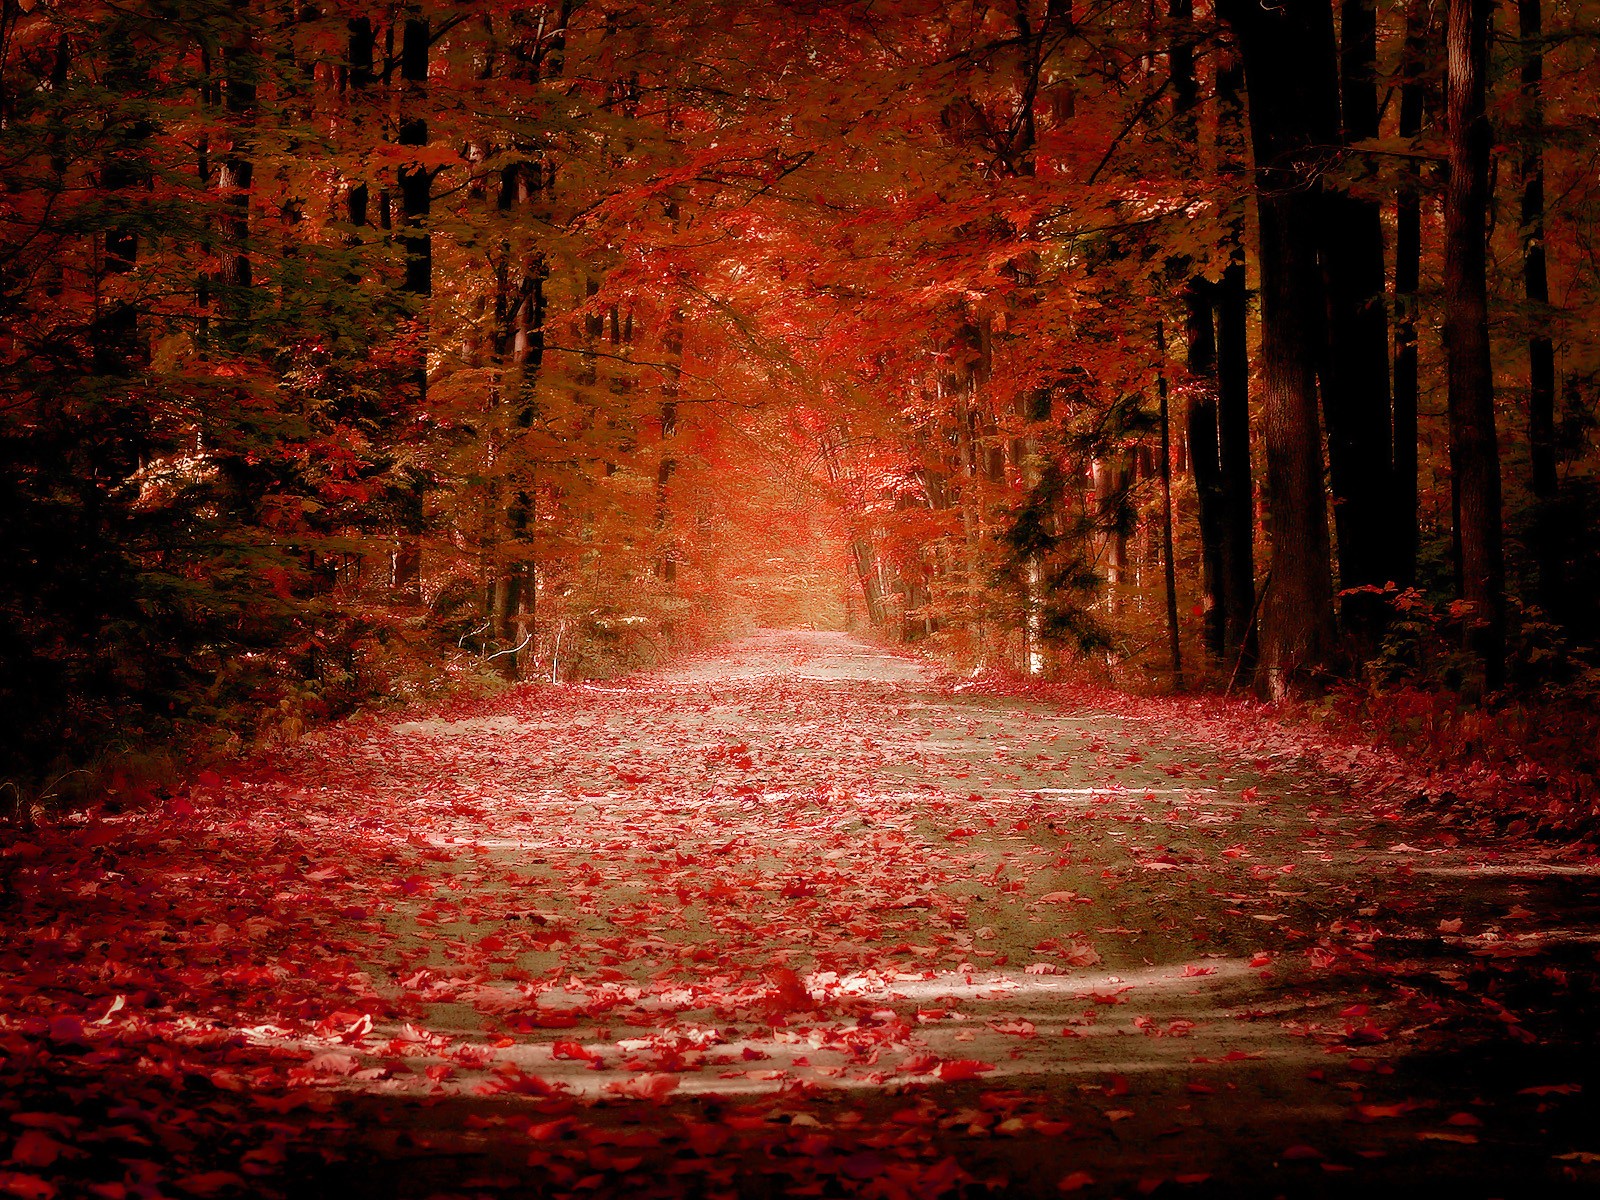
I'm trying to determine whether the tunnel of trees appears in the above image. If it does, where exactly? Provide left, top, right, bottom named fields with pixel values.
left=3, top=0, right=1599, bottom=800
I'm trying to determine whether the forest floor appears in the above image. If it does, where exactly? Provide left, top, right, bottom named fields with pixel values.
left=4, top=630, right=1600, bottom=1200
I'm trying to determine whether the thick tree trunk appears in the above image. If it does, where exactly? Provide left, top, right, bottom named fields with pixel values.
left=1519, top=0, right=1560, bottom=612
left=1220, top=0, right=1339, bottom=696
left=1320, top=0, right=1395, bottom=646
left=1215, top=53, right=1257, bottom=673
left=1171, top=0, right=1226, bottom=661
left=1443, top=0, right=1506, bottom=689
left=1392, top=0, right=1429, bottom=589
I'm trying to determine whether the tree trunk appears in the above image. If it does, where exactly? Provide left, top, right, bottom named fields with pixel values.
left=1320, top=0, right=1395, bottom=646
left=216, top=31, right=256, bottom=347
left=1171, top=0, right=1226, bottom=661
left=1215, top=51, right=1257, bottom=673
left=1157, top=324, right=1185, bottom=690
left=656, top=302, right=684, bottom=584
left=1392, top=0, right=1429, bottom=590
left=1185, top=281, right=1226, bottom=659
left=1519, top=0, right=1560, bottom=612
left=392, top=16, right=431, bottom=604
left=1443, top=0, right=1506, bottom=690
left=1220, top=0, right=1339, bottom=696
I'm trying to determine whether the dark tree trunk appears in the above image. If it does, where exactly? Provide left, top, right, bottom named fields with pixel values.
left=1320, top=0, right=1395, bottom=646
left=656, top=303, right=684, bottom=584
left=1171, top=0, right=1226, bottom=661
left=1215, top=52, right=1257, bottom=672
left=217, top=33, right=257, bottom=347
left=1443, top=0, right=1506, bottom=689
left=92, top=41, right=152, bottom=379
left=1157, top=324, right=1185, bottom=690
left=392, top=17, right=431, bottom=603
left=1392, top=0, right=1430, bottom=589
left=398, top=18, right=432, bottom=303
left=1519, top=0, right=1560, bottom=612
left=1219, top=0, right=1339, bottom=697
left=1184, top=282, right=1227, bottom=658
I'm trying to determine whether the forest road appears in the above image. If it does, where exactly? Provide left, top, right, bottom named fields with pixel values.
left=7, top=631, right=1600, bottom=1199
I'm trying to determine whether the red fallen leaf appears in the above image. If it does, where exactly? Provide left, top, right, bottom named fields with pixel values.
left=250, top=1090, right=332, bottom=1115
left=1307, top=947, right=1338, bottom=969
left=177, top=1172, right=246, bottom=1196
left=1031, top=1120, right=1072, bottom=1136
left=550, top=1040, right=601, bottom=1062
left=685, top=1123, right=731, bottom=1155
left=988, top=1019, right=1036, bottom=1038
left=1519, top=1084, right=1582, bottom=1095
left=605, top=1073, right=680, bottom=1100
left=762, top=966, right=812, bottom=1015
left=9, top=1116, right=77, bottom=1138
left=1038, top=891, right=1078, bottom=903
left=1281, top=1145, right=1323, bottom=1161
left=526, top=1119, right=575, bottom=1142
left=1248, top=952, right=1273, bottom=968
left=1103, top=1075, right=1130, bottom=1097
left=305, top=1051, right=359, bottom=1076
left=945, top=828, right=977, bottom=840
left=1058, top=1172, right=1095, bottom=1192
left=0, top=1173, right=55, bottom=1200
left=1181, top=964, right=1216, bottom=977
left=47, top=1016, right=84, bottom=1044
left=1061, top=941, right=1102, bottom=968
left=476, top=1069, right=564, bottom=1097
left=6, top=1133, right=62, bottom=1170
left=1024, top=963, right=1063, bottom=975
left=1446, top=1112, right=1484, bottom=1127
left=1417, top=1131, right=1478, bottom=1144
left=1355, top=1102, right=1412, bottom=1120
left=937, top=1059, right=996, bottom=1082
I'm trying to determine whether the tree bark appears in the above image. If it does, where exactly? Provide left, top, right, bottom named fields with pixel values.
left=1215, top=51, right=1257, bottom=672
left=1184, top=281, right=1226, bottom=658
left=1219, top=0, right=1339, bottom=696
left=1443, top=0, right=1506, bottom=689
left=217, top=31, right=257, bottom=348
left=1391, top=0, right=1429, bottom=590
left=1170, top=0, right=1226, bottom=661
left=1320, top=0, right=1395, bottom=645
left=1519, top=0, right=1560, bottom=612
left=392, top=16, right=431, bottom=603
left=1157, top=324, right=1185, bottom=689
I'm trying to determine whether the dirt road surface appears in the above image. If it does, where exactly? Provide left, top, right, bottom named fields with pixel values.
left=4, top=631, right=1598, bottom=1199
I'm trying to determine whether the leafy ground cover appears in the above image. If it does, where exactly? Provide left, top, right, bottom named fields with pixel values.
left=3, top=631, right=1598, bottom=1199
